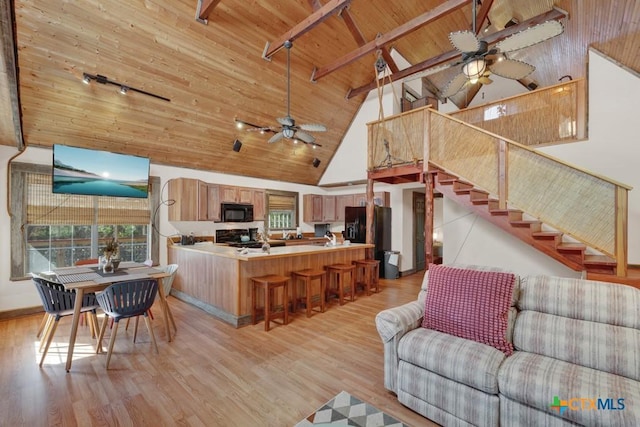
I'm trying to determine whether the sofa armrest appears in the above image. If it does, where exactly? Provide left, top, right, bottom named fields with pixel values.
left=376, top=300, right=424, bottom=343
left=375, top=301, right=424, bottom=393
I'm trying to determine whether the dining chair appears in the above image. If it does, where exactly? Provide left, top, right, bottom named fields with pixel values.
left=96, top=279, right=159, bottom=369
left=126, top=264, right=179, bottom=337
left=32, top=277, right=100, bottom=367
left=34, top=258, right=100, bottom=339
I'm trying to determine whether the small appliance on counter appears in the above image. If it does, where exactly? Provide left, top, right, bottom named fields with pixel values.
left=314, top=223, right=331, bottom=237
left=180, top=234, right=196, bottom=245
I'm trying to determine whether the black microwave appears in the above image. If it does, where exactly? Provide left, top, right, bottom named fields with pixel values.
left=221, top=203, right=254, bottom=222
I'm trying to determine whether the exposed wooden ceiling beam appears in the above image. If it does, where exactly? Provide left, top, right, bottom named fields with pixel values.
left=313, top=0, right=471, bottom=81
left=262, top=0, right=351, bottom=60
left=0, top=0, right=24, bottom=150
left=339, top=8, right=399, bottom=73
left=474, top=0, right=494, bottom=34
left=196, top=0, right=223, bottom=22
left=346, top=7, right=568, bottom=99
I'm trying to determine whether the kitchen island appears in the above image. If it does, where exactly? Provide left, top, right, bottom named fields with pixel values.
left=167, top=241, right=374, bottom=327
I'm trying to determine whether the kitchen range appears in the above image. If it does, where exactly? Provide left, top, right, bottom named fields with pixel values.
left=215, top=228, right=287, bottom=248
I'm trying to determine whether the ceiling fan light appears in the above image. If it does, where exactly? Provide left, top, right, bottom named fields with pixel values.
left=236, top=120, right=243, bottom=129
left=462, top=58, right=486, bottom=82
left=283, top=128, right=295, bottom=139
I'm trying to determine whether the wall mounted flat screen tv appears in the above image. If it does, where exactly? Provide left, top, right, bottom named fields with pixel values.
left=52, top=144, right=150, bottom=198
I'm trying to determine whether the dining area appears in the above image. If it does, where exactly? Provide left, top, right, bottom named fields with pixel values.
left=31, top=261, right=179, bottom=371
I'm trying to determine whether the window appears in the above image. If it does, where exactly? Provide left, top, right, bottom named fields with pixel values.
left=10, top=162, right=160, bottom=280
left=265, top=190, right=298, bottom=231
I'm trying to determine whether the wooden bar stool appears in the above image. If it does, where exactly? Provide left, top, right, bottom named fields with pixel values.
left=250, top=275, right=290, bottom=331
left=353, top=259, right=381, bottom=295
left=325, top=264, right=356, bottom=306
left=291, top=269, right=326, bottom=317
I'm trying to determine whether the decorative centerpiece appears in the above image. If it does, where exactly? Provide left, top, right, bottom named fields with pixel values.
left=102, top=237, right=120, bottom=273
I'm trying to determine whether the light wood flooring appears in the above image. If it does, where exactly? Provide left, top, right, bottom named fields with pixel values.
left=0, top=272, right=439, bottom=426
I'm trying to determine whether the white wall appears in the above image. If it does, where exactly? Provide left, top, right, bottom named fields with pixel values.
left=441, top=49, right=640, bottom=275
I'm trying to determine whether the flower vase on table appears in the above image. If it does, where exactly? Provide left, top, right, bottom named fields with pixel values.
left=102, top=237, right=120, bottom=273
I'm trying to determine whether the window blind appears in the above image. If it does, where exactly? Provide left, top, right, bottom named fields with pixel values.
left=268, top=194, right=296, bottom=211
left=26, top=172, right=150, bottom=225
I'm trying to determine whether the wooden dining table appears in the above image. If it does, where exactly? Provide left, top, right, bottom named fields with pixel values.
left=33, top=262, right=172, bottom=371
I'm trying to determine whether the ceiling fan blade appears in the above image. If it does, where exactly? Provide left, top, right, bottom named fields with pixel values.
left=268, top=132, right=284, bottom=143
left=298, top=123, right=327, bottom=132
left=277, top=116, right=294, bottom=127
left=489, top=58, right=535, bottom=79
left=442, top=72, right=469, bottom=98
left=448, top=30, right=480, bottom=53
left=295, top=130, right=315, bottom=143
left=495, top=20, right=564, bottom=53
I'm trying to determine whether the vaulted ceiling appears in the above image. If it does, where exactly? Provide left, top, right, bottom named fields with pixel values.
left=1, top=0, right=638, bottom=185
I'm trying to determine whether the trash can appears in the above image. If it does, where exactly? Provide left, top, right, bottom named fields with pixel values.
left=384, top=250, right=400, bottom=279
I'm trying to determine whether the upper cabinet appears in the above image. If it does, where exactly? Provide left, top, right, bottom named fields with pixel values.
left=303, top=194, right=324, bottom=223
left=168, top=178, right=265, bottom=222
left=304, top=191, right=391, bottom=223
left=252, top=189, right=265, bottom=221
left=168, top=178, right=203, bottom=221
left=335, top=194, right=355, bottom=222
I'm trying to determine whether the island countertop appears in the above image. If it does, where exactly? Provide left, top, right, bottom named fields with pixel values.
left=172, top=241, right=374, bottom=261
left=168, top=240, right=374, bottom=327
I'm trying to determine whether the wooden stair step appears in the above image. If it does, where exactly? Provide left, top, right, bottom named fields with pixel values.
left=584, top=255, right=617, bottom=275
left=532, top=231, right=562, bottom=240
left=436, top=171, right=457, bottom=184
left=511, top=220, right=542, bottom=233
left=453, top=181, right=474, bottom=194
left=557, top=243, right=587, bottom=252
left=583, top=255, right=616, bottom=266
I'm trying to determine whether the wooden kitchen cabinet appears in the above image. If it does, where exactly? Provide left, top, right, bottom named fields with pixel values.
left=322, top=195, right=336, bottom=222
left=168, top=178, right=203, bottom=221
left=199, top=182, right=222, bottom=221
left=252, top=189, right=265, bottom=221
left=219, top=185, right=240, bottom=203
left=354, top=191, right=390, bottom=207
left=303, top=194, right=324, bottom=222
left=335, top=194, right=355, bottom=222
left=238, top=187, right=253, bottom=204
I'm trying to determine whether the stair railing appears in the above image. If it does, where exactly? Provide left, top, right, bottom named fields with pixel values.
left=367, top=92, right=631, bottom=276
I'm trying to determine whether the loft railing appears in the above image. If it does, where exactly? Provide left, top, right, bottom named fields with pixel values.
left=367, top=100, right=631, bottom=276
left=451, top=79, right=587, bottom=147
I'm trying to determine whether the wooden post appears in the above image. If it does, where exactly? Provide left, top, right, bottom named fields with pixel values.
left=615, top=186, right=628, bottom=277
left=498, top=139, right=507, bottom=210
left=425, top=172, right=434, bottom=267
left=366, top=178, right=374, bottom=259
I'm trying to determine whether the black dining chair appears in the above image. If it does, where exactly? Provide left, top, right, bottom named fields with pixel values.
left=32, top=277, right=100, bottom=367
left=96, top=279, right=159, bottom=369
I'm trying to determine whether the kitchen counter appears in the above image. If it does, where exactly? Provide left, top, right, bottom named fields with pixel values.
left=168, top=241, right=373, bottom=327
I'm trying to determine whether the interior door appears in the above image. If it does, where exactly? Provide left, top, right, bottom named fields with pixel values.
left=413, top=191, right=426, bottom=271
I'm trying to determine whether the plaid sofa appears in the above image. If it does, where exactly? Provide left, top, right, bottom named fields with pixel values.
left=375, top=267, right=640, bottom=426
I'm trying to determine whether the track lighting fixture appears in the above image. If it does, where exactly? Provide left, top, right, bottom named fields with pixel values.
left=81, top=72, right=170, bottom=102
left=232, top=139, right=242, bottom=152
left=312, top=158, right=321, bottom=168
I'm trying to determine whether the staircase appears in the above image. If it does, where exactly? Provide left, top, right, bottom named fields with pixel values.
left=431, top=168, right=618, bottom=275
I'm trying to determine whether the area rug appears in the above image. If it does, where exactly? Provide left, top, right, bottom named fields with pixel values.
left=295, top=390, right=408, bottom=427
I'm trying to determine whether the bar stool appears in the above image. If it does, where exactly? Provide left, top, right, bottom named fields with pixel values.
left=325, top=264, right=356, bottom=306
left=353, top=259, right=381, bottom=295
left=250, top=275, right=290, bottom=331
left=291, top=269, right=326, bottom=317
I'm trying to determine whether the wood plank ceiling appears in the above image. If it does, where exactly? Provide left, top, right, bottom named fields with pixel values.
left=0, top=0, right=638, bottom=185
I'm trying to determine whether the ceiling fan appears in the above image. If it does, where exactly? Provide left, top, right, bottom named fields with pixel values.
left=441, top=17, right=564, bottom=98
left=238, top=40, right=326, bottom=147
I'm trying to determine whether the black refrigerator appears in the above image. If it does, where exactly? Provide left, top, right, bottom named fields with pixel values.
left=344, top=206, right=391, bottom=277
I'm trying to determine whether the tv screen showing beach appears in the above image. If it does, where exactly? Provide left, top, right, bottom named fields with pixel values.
left=52, top=145, right=150, bottom=198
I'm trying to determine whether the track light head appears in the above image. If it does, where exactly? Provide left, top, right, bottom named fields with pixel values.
left=312, top=158, right=321, bottom=168
left=232, top=139, right=242, bottom=152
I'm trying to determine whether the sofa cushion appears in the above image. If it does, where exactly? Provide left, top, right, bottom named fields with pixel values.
left=398, top=327, right=507, bottom=394
left=514, top=310, right=640, bottom=381
left=519, top=275, right=640, bottom=329
left=498, top=352, right=640, bottom=426
left=422, top=264, right=516, bottom=355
